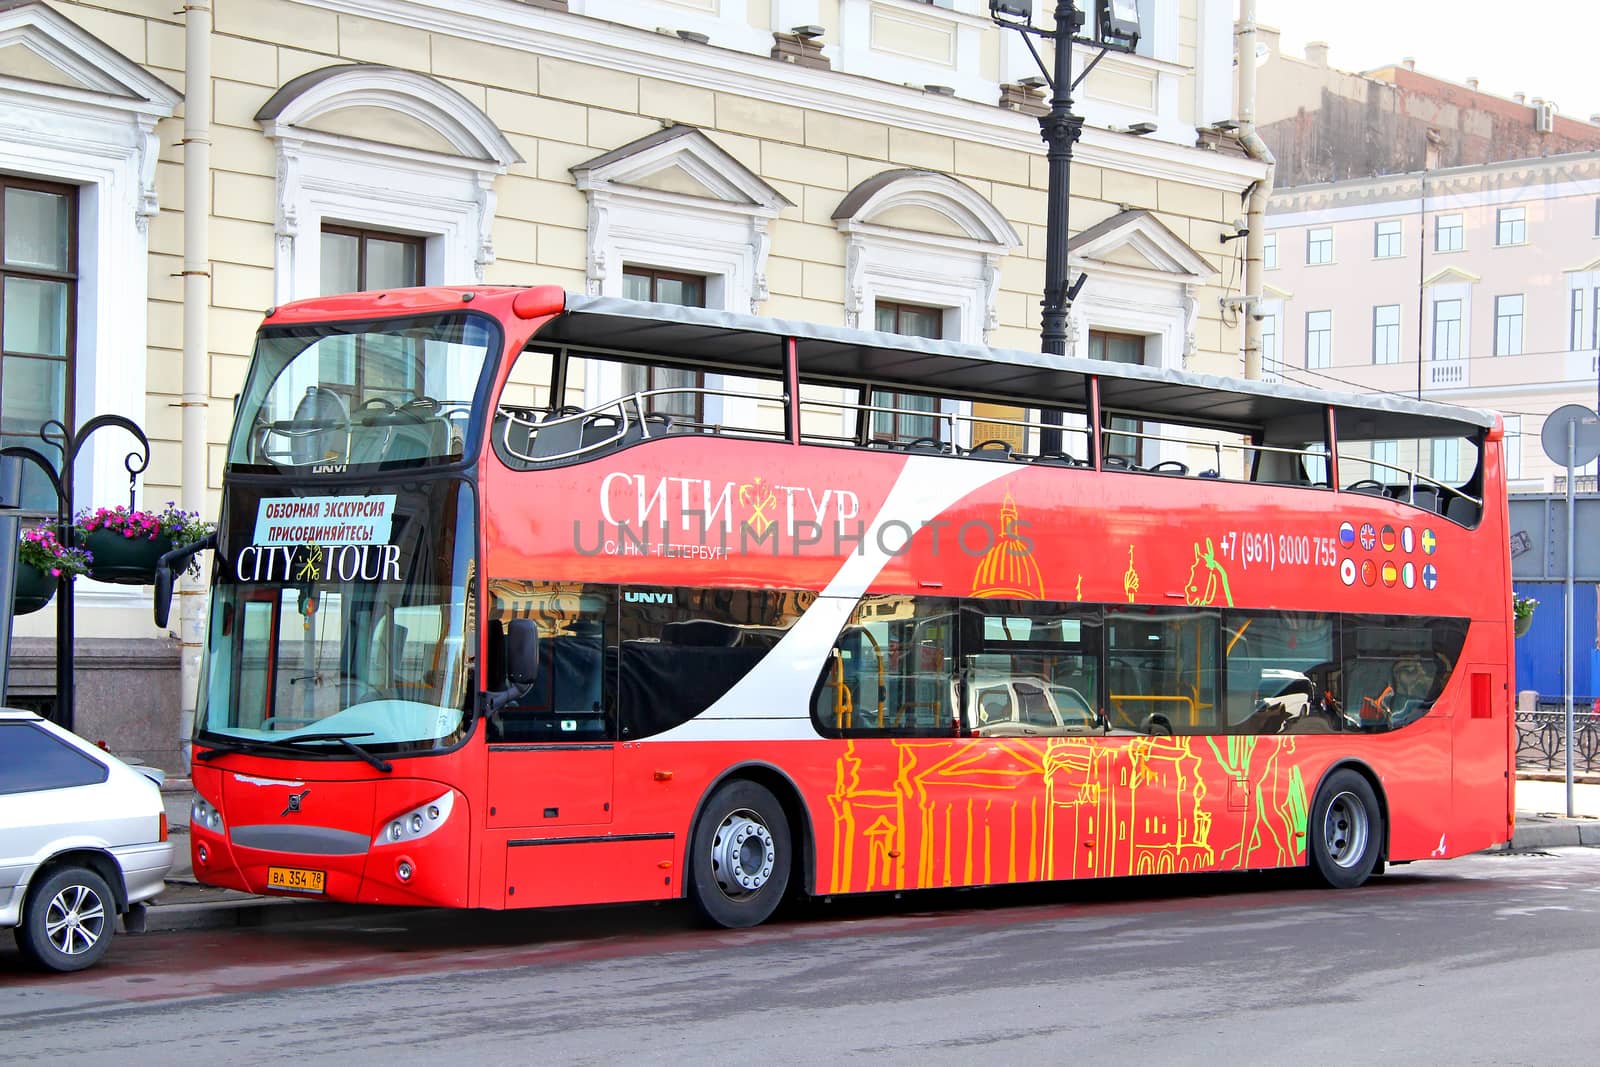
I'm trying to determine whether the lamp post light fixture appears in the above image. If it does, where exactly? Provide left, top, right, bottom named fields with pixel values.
left=989, top=0, right=1141, bottom=360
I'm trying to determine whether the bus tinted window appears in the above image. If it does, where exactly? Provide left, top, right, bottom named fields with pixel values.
left=486, top=581, right=615, bottom=743
left=1343, top=614, right=1468, bottom=730
left=814, top=595, right=958, bottom=736
left=619, top=588, right=811, bottom=740
left=960, top=602, right=1102, bottom=737
left=1105, top=607, right=1220, bottom=735
left=1224, top=611, right=1341, bottom=734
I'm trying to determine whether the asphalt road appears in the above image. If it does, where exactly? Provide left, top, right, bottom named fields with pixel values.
left=5, top=848, right=1600, bottom=1065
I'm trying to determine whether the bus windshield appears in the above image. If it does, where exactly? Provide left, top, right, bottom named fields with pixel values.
left=228, top=313, right=495, bottom=471
left=195, top=480, right=477, bottom=756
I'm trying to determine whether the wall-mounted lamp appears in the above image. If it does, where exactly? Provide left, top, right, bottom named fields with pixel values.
left=791, top=24, right=824, bottom=39
left=1125, top=121, right=1157, bottom=135
left=1017, top=75, right=1046, bottom=89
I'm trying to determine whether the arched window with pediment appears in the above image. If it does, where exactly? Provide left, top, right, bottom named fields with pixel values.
left=255, top=64, right=521, bottom=305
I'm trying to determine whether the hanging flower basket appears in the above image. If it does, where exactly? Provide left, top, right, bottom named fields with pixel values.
left=1513, top=594, right=1538, bottom=638
left=13, top=524, right=90, bottom=612
left=79, top=527, right=172, bottom=585
left=74, top=503, right=213, bottom=586
left=12, top=560, right=57, bottom=615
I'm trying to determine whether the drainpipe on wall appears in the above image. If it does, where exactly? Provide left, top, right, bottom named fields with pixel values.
left=1237, top=0, right=1276, bottom=380
left=179, top=3, right=211, bottom=771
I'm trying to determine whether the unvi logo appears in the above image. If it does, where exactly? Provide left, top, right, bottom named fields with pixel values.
left=624, top=590, right=674, bottom=604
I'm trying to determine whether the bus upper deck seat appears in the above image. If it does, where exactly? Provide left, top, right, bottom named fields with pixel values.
left=529, top=407, right=585, bottom=459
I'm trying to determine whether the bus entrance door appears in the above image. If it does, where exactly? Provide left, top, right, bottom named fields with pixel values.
left=1451, top=664, right=1510, bottom=855
left=485, top=744, right=615, bottom=828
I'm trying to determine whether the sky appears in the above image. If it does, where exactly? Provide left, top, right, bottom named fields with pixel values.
left=1254, top=0, right=1600, bottom=124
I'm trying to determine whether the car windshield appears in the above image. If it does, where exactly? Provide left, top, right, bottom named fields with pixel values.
left=228, top=313, right=495, bottom=471
left=195, top=480, right=477, bottom=756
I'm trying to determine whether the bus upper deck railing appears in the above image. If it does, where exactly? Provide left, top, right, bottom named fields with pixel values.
left=492, top=384, right=1482, bottom=523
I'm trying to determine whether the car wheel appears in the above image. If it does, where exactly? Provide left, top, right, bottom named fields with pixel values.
left=1308, top=769, right=1384, bottom=889
left=14, top=865, right=116, bottom=973
left=688, top=780, right=791, bottom=929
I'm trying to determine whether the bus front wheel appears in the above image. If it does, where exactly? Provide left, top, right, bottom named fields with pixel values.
left=688, top=780, right=791, bottom=928
left=1308, top=769, right=1384, bottom=889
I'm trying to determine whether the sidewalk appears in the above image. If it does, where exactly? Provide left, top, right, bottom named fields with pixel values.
left=140, top=772, right=1600, bottom=934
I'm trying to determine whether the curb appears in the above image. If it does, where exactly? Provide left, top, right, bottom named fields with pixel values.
left=141, top=890, right=413, bottom=933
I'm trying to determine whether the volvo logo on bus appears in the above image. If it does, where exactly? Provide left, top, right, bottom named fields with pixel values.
left=281, top=789, right=311, bottom=817
left=624, top=590, right=674, bottom=604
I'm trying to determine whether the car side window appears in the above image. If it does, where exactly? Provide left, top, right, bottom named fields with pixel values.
left=0, top=722, right=110, bottom=794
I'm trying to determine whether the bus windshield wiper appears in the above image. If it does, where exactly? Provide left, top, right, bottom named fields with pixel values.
left=195, top=732, right=393, bottom=773
left=272, top=732, right=394, bottom=773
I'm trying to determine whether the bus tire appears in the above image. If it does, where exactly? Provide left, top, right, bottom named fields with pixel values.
left=688, top=780, right=791, bottom=929
left=1308, top=769, right=1383, bottom=889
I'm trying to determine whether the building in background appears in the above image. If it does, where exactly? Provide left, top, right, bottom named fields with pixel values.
left=0, top=0, right=1261, bottom=767
left=1255, top=35, right=1600, bottom=496
left=1249, top=27, right=1600, bottom=187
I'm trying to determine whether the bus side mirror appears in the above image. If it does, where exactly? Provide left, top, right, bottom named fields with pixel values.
left=506, top=618, right=541, bottom=686
left=152, top=533, right=215, bottom=629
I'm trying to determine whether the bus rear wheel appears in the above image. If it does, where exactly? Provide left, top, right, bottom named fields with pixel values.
left=689, top=780, right=791, bottom=928
left=1308, top=769, right=1383, bottom=889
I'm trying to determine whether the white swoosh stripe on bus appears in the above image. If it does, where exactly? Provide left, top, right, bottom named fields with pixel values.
left=645, top=455, right=1019, bottom=742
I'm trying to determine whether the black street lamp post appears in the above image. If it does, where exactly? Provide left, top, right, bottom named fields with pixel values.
left=992, top=0, right=1140, bottom=356
left=991, top=1, right=1140, bottom=447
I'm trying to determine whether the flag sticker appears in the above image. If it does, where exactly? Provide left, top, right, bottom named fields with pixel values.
left=1380, top=525, right=1396, bottom=552
left=1402, top=561, right=1416, bottom=588
left=1339, top=521, right=1356, bottom=547
left=1381, top=561, right=1398, bottom=587
left=1361, top=559, right=1377, bottom=586
left=1402, top=526, right=1415, bottom=553
left=1421, top=528, right=1437, bottom=555
left=1422, top=563, right=1439, bottom=589
left=1341, top=558, right=1357, bottom=586
left=1360, top=522, right=1377, bottom=550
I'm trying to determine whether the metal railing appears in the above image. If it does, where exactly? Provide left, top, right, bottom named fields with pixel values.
left=1515, top=707, right=1600, bottom=774
left=497, top=385, right=787, bottom=464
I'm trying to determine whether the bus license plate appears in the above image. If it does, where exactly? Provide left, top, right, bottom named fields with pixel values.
left=266, top=866, right=325, bottom=894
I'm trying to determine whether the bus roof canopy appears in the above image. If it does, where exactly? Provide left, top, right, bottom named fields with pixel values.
left=533, top=294, right=1495, bottom=439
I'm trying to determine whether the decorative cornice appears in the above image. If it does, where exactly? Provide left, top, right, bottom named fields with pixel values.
left=0, top=1, right=179, bottom=117
left=304, top=0, right=1264, bottom=194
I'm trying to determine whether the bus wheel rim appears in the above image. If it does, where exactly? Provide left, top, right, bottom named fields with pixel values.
left=712, top=808, right=776, bottom=897
left=1323, top=790, right=1370, bottom=868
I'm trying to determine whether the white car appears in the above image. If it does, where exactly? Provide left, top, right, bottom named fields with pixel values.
left=0, top=707, right=175, bottom=972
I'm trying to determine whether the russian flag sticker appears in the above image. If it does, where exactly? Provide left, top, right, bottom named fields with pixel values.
left=1339, top=521, right=1356, bottom=547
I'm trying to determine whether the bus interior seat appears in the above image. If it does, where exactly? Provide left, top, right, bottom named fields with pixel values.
left=1032, top=452, right=1085, bottom=468
left=1445, top=495, right=1479, bottom=526
left=1403, top=485, right=1442, bottom=512
left=1102, top=454, right=1136, bottom=470
left=529, top=407, right=585, bottom=459
left=1198, top=469, right=1221, bottom=478
left=1146, top=460, right=1188, bottom=476
left=901, top=437, right=953, bottom=454
left=580, top=413, right=623, bottom=448
left=1345, top=479, right=1387, bottom=495
left=964, top=439, right=1015, bottom=461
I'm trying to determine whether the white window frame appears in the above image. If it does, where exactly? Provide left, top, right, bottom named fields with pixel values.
left=1307, top=227, right=1333, bottom=265
left=1495, top=206, right=1526, bottom=247
left=257, top=65, right=520, bottom=305
left=1374, top=220, right=1402, bottom=259
left=0, top=3, right=177, bottom=560
left=835, top=170, right=1020, bottom=345
left=1494, top=294, right=1524, bottom=356
left=1503, top=414, right=1523, bottom=480
left=574, top=126, right=790, bottom=316
left=1432, top=298, right=1463, bottom=360
left=1372, top=304, right=1400, bottom=364
left=1305, top=310, right=1332, bottom=369
left=1258, top=301, right=1282, bottom=382
left=1262, top=232, right=1278, bottom=270
left=1436, top=213, right=1464, bottom=252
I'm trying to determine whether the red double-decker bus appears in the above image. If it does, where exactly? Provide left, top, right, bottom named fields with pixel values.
left=176, top=285, right=1513, bottom=927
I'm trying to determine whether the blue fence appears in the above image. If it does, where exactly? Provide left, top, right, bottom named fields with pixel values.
left=1514, top=580, right=1599, bottom=707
